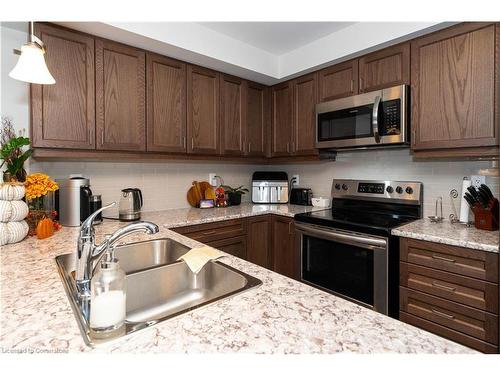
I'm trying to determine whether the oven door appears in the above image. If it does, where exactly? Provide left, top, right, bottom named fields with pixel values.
left=295, top=222, right=388, bottom=314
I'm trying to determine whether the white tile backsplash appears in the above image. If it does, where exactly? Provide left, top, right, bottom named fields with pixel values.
left=31, top=148, right=498, bottom=218
left=268, top=149, right=499, bottom=219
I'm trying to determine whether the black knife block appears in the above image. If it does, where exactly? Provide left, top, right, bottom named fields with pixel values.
left=471, top=198, right=499, bottom=231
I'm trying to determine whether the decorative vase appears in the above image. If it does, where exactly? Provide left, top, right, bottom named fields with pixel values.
left=3, top=171, right=13, bottom=183
left=15, top=168, right=27, bottom=183
left=227, top=192, right=242, bottom=206
left=26, top=191, right=56, bottom=235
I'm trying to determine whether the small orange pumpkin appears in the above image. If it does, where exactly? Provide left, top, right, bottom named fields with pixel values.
left=36, top=218, right=54, bottom=240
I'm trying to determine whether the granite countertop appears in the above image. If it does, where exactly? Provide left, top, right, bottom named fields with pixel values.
left=0, top=204, right=474, bottom=354
left=392, top=218, right=499, bottom=253
left=138, top=202, right=327, bottom=229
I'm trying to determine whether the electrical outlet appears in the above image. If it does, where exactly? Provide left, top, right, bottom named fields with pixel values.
left=209, top=173, right=217, bottom=186
left=470, top=175, right=486, bottom=188
left=292, top=174, right=300, bottom=186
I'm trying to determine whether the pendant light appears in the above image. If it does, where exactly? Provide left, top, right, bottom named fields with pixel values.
left=9, top=21, right=55, bottom=85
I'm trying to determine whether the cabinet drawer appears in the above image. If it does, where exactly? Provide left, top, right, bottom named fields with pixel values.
left=400, top=287, right=498, bottom=345
left=400, top=262, right=498, bottom=313
left=206, top=236, right=247, bottom=260
left=400, top=238, right=498, bottom=282
left=172, top=219, right=245, bottom=243
left=400, top=312, right=498, bottom=353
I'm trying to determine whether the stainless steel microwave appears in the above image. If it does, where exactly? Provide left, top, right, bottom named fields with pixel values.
left=316, top=84, right=409, bottom=150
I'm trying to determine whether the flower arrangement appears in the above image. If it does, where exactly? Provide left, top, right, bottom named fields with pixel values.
left=1, top=117, right=33, bottom=182
left=24, top=173, right=61, bottom=237
left=24, top=173, right=59, bottom=200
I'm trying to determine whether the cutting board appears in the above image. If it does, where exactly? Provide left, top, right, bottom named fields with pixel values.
left=187, top=181, right=214, bottom=207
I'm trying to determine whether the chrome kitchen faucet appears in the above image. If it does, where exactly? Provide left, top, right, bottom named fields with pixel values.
left=75, top=202, right=159, bottom=298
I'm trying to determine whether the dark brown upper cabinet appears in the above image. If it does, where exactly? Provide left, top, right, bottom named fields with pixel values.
left=96, top=39, right=146, bottom=151
left=271, top=81, right=293, bottom=157
left=187, top=65, right=220, bottom=155
left=146, top=53, right=186, bottom=153
left=219, top=74, right=246, bottom=156
left=411, top=23, right=498, bottom=154
left=318, top=60, right=358, bottom=102
left=293, top=73, right=319, bottom=156
left=31, top=23, right=95, bottom=149
left=359, top=42, right=410, bottom=93
left=245, top=81, right=268, bottom=157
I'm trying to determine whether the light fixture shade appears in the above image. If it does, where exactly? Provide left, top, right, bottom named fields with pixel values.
left=9, top=43, right=55, bottom=85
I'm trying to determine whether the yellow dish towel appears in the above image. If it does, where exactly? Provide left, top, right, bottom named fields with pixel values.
left=178, top=246, right=225, bottom=274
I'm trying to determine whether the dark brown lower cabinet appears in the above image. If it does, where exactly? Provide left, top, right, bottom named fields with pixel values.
left=271, top=215, right=296, bottom=279
left=399, top=238, right=499, bottom=353
left=207, top=236, right=247, bottom=260
left=246, top=215, right=272, bottom=269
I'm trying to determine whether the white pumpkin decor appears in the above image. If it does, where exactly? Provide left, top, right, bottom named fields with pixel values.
left=0, top=183, right=25, bottom=201
left=0, top=182, right=29, bottom=245
left=0, top=221, right=29, bottom=246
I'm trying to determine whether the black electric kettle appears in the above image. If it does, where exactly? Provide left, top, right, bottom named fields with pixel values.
left=119, top=188, right=143, bottom=221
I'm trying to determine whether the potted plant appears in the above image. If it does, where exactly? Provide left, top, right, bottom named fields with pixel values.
left=1, top=117, right=33, bottom=182
left=221, top=185, right=249, bottom=206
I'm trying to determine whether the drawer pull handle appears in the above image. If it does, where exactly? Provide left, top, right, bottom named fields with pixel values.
left=201, top=230, right=217, bottom=236
left=431, top=281, right=456, bottom=292
left=431, top=308, right=455, bottom=320
left=431, top=254, right=456, bottom=263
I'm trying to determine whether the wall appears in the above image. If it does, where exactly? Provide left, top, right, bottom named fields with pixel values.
left=272, top=149, right=499, bottom=218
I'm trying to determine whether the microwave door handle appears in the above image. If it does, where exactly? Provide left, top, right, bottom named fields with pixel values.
left=372, top=95, right=381, bottom=143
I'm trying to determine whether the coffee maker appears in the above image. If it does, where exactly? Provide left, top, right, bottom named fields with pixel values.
left=56, top=177, right=93, bottom=227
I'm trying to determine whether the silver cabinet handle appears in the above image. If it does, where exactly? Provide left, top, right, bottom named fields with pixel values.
left=431, top=254, right=456, bottom=263
left=295, top=222, right=387, bottom=250
left=431, top=308, right=455, bottom=320
left=431, top=281, right=456, bottom=292
left=248, top=142, right=251, bottom=154
left=372, top=95, right=381, bottom=143
left=191, top=137, right=194, bottom=150
left=350, top=79, right=354, bottom=92
left=101, top=129, right=104, bottom=145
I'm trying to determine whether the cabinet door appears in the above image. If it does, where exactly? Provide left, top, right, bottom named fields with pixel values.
left=411, top=23, right=498, bottom=151
left=271, top=81, right=293, bottom=157
left=318, top=60, right=358, bottom=102
left=359, top=42, right=410, bottom=92
left=146, top=53, right=186, bottom=153
left=246, top=81, right=268, bottom=157
left=32, top=24, right=95, bottom=149
left=187, top=65, right=219, bottom=155
left=96, top=40, right=146, bottom=151
left=293, top=73, right=319, bottom=156
left=272, top=216, right=296, bottom=279
left=246, top=216, right=272, bottom=269
left=220, top=74, right=245, bottom=156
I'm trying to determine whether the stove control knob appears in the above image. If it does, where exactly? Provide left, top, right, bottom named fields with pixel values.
left=395, top=186, right=403, bottom=194
left=334, top=183, right=341, bottom=190
left=342, top=184, right=348, bottom=191
left=386, top=186, right=394, bottom=194
left=405, top=186, right=413, bottom=195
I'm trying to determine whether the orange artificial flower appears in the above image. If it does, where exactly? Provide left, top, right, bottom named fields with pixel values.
left=24, top=173, right=59, bottom=200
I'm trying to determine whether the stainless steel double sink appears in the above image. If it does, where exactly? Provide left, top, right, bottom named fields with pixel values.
left=55, top=238, right=262, bottom=346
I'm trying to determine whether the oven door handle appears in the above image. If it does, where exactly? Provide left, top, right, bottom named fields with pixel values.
left=372, top=95, right=381, bottom=143
left=295, top=222, right=387, bottom=250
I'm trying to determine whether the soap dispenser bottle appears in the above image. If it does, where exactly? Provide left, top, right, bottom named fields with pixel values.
left=90, top=252, right=126, bottom=337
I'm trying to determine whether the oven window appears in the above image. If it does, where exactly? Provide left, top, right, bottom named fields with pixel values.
left=302, top=235, right=374, bottom=306
left=317, top=104, right=373, bottom=142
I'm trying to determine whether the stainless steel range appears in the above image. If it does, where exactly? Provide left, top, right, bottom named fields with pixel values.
left=294, top=179, right=423, bottom=318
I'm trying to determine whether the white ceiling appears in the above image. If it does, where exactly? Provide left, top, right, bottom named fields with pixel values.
left=199, top=22, right=355, bottom=55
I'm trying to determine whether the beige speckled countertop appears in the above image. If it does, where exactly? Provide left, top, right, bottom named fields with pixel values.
left=0, top=204, right=474, bottom=353
left=392, top=218, right=499, bottom=253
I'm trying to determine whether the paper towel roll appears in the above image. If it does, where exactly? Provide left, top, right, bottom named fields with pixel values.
left=459, top=177, right=472, bottom=223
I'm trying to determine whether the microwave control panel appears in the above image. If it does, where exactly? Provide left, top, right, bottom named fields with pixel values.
left=381, top=99, right=401, bottom=135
